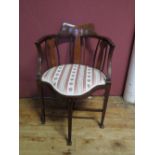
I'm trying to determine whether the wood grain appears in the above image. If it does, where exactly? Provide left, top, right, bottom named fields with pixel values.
left=20, top=96, right=134, bottom=155
left=46, top=39, right=57, bottom=67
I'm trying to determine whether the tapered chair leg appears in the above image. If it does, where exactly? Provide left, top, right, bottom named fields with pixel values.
left=67, top=100, right=73, bottom=145
left=100, top=84, right=111, bottom=128
left=41, top=85, right=45, bottom=124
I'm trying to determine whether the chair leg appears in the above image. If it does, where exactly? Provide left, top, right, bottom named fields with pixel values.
left=100, top=84, right=111, bottom=128
left=40, top=85, right=45, bottom=124
left=67, top=100, right=73, bottom=145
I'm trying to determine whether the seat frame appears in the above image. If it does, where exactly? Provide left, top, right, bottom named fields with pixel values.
left=35, top=32, right=115, bottom=145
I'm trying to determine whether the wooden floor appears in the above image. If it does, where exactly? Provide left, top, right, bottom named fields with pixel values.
left=20, top=96, right=134, bottom=155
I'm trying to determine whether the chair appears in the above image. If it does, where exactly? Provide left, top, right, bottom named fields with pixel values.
left=35, top=24, right=115, bottom=145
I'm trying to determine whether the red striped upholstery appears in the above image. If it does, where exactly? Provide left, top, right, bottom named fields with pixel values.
left=41, top=64, right=106, bottom=96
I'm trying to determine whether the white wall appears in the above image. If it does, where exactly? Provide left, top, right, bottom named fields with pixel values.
left=123, top=42, right=135, bottom=104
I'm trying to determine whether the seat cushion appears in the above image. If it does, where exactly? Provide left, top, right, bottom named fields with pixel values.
left=41, top=64, right=106, bottom=97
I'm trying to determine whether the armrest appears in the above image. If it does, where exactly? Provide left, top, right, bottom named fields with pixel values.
left=35, top=34, right=57, bottom=45
left=105, top=45, right=115, bottom=83
left=36, top=56, right=42, bottom=80
left=35, top=42, right=43, bottom=81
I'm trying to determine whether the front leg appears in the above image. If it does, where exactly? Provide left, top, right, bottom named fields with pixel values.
left=67, top=99, right=73, bottom=145
left=100, top=84, right=111, bottom=128
left=40, top=84, right=45, bottom=124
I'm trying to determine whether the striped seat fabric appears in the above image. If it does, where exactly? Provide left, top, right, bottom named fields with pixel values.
left=41, top=64, right=106, bottom=97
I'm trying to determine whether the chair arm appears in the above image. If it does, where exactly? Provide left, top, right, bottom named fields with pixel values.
left=35, top=34, right=57, bottom=45
left=36, top=56, right=42, bottom=80
left=105, top=45, right=115, bottom=83
left=35, top=42, right=43, bottom=81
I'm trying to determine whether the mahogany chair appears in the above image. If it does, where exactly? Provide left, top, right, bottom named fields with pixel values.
left=35, top=24, right=115, bottom=145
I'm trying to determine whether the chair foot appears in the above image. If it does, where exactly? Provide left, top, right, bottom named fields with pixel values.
left=67, top=140, right=72, bottom=145
left=41, top=115, right=45, bottom=124
left=41, top=121, right=45, bottom=124
left=100, top=123, right=104, bottom=128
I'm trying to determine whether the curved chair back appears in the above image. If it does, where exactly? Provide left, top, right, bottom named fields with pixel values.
left=35, top=30, right=115, bottom=81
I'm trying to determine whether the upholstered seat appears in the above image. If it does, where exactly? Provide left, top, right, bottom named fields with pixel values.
left=41, top=64, right=106, bottom=97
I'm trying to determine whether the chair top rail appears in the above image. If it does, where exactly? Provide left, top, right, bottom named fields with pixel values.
left=35, top=33, right=115, bottom=48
